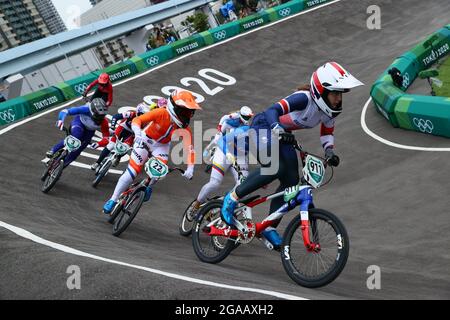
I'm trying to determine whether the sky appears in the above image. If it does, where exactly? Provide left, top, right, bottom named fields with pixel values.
left=51, top=0, right=93, bottom=30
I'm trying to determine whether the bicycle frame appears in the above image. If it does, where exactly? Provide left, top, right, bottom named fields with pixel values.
left=204, top=143, right=332, bottom=252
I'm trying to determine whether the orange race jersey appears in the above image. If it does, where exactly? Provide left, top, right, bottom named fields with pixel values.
left=132, top=108, right=195, bottom=165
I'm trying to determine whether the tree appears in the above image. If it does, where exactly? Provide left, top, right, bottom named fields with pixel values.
left=182, top=12, right=210, bottom=34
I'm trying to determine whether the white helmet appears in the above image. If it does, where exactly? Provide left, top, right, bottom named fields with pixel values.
left=310, top=62, right=364, bottom=118
left=239, top=106, right=253, bottom=125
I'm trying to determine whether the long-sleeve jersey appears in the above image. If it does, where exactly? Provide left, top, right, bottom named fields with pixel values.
left=217, top=125, right=249, bottom=158
left=84, top=79, right=113, bottom=107
left=263, top=90, right=335, bottom=151
left=112, top=110, right=137, bottom=132
left=58, top=106, right=110, bottom=147
left=131, top=108, right=195, bottom=165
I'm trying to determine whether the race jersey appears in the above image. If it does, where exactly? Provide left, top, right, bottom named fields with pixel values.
left=112, top=110, right=137, bottom=132
left=264, top=90, right=335, bottom=151
left=84, top=79, right=113, bottom=107
left=132, top=108, right=195, bottom=165
left=58, top=105, right=110, bottom=146
left=217, top=112, right=242, bottom=133
left=217, top=125, right=249, bottom=158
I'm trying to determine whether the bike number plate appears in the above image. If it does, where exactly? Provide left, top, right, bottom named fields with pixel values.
left=304, top=155, right=325, bottom=187
left=115, top=141, right=130, bottom=155
left=145, top=157, right=169, bottom=179
left=64, top=135, right=82, bottom=152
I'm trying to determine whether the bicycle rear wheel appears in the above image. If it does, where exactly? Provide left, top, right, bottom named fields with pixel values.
left=41, top=159, right=64, bottom=193
left=92, top=160, right=111, bottom=188
left=281, top=208, right=349, bottom=288
left=192, top=200, right=236, bottom=264
left=112, top=189, right=145, bottom=237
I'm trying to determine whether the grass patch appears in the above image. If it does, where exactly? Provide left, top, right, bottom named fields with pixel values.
left=432, top=55, right=450, bottom=97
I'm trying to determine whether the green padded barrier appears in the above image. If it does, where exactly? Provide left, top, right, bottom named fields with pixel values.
left=302, top=0, right=331, bottom=9
left=370, top=82, right=405, bottom=127
left=65, top=72, right=100, bottom=97
left=395, top=95, right=450, bottom=137
left=410, top=28, right=450, bottom=70
left=239, top=11, right=270, bottom=32
left=0, top=97, right=30, bottom=126
left=129, top=55, right=147, bottom=73
left=171, top=34, right=206, bottom=57
left=53, top=82, right=77, bottom=100
left=22, top=87, right=66, bottom=115
left=207, top=21, right=240, bottom=43
left=102, top=60, right=138, bottom=83
left=139, top=45, right=174, bottom=70
left=266, top=0, right=303, bottom=22
left=200, top=30, right=215, bottom=46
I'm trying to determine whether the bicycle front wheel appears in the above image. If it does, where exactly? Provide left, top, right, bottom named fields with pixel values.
left=179, top=199, right=197, bottom=237
left=281, top=208, right=349, bottom=288
left=112, top=189, right=145, bottom=237
left=92, top=160, right=111, bottom=188
left=192, top=200, right=236, bottom=264
left=41, top=159, right=64, bottom=193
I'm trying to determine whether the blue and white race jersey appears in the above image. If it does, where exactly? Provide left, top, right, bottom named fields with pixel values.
left=217, top=125, right=249, bottom=157
left=262, top=90, right=335, bottom=151
left=58, top=105, right=102, bottom=131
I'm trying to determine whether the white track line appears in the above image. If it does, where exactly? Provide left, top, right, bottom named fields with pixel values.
left=361, top=97, right=450, bottom=151
left=0, top=221, right=306, bottom=300
left=0, top=1, right=345, bottom=300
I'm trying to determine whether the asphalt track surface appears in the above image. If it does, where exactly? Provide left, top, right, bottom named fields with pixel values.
left=1, top=0, right=450, bottom=300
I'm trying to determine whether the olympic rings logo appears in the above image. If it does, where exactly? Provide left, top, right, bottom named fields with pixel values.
left=402, top=73, right=410, bottom=88
left=0, top=108, right=16, bottom=123
left=74, top=83, right=88, bottom=95
left=214, top=30, right=227, bottom=41
left=413, top=117, right=434, bottom=133
left=146, top=56, right=160, bottom=66
left=278, top=8, right=291, bottom=17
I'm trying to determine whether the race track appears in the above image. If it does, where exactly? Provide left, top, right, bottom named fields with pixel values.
left=1, top=0, right=450, bottom=300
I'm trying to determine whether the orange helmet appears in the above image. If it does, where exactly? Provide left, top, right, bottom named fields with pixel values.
left=98, top=73, right=110, bottom=85
left=167, top=90, right=201, bottom=128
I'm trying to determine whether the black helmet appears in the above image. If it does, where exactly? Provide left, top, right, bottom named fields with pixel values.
left=89, top=98, right=107, bottom=122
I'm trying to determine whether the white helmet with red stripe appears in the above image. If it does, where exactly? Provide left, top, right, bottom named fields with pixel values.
left=310, top=62, right=364, bottom=118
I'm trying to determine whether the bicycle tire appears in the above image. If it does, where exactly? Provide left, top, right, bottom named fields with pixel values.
left=112, top=189, right=145, bottom=237
left=179, top=199, right=197, bottom=237
left=41, top=159, right=64, bottom=193
left=192, top=200, right=236, bottom=264
left=40, top=165, right=49, bottom=181
left=92, top=159, right=111, bottom=188
left=107, top=199, right=124, bottom=224
left=281, top=208, right=349, bottom=288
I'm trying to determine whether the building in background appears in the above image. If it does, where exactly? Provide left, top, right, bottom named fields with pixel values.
left=80, top=0, right=206, bottom=67
left=0, top=0, right=50, bottom=51
left=81, top=0, right=153, bottom=67
left=33, top=0, right=67, bottom=35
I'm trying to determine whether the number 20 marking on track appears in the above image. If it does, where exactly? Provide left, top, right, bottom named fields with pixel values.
left=147, top=68, right=237, bottom=104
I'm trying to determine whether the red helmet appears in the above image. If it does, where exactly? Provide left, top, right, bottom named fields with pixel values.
left=98, top=73, right=110, bottom=85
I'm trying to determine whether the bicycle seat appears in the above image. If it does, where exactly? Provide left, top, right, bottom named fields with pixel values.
left=239, top=195, right=260, bottom=205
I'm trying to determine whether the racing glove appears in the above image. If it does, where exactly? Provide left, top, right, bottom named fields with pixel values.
left=182, top=165, right=194, bottom=180
left=110, top=116, right=119, bottom=130
left=325, top=148, right=340, bottom=167
left=56, top=120, right=64, bottom=131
